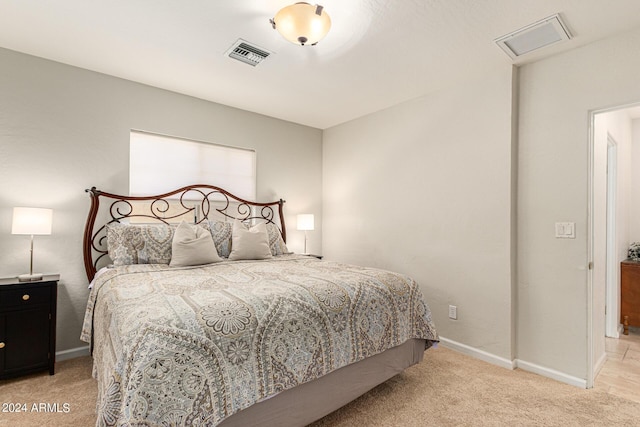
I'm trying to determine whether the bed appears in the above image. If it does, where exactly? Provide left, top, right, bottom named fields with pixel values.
left=80, top=185, right=438, bottom=426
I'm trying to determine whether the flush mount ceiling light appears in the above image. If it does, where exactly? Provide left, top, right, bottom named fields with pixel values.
left=495, top=14, right=571, bottom=59
left=270, top=2, right=331, bottom=46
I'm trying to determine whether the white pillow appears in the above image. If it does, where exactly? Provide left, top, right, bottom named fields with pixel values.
left=228, top=221, right=273, bottom=261
left=170, top=221, right=222, bottom=267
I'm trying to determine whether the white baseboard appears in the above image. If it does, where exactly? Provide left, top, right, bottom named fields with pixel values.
left=438, top=336, right=587, bottom=389
left=56, top=345, right=90, bottom=361
left=438, top=337, right=515, bottom=370
left=605, top=324, right=621, bottom=339
left=594, top=351, right=608, bottom=378
left=515, top=359, right=587, bottom=389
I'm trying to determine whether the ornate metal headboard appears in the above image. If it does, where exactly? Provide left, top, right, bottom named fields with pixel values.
left=83, top=185, right=286, bottom=282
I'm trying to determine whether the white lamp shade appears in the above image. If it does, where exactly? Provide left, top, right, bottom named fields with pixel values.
left=297, top=214, right=315, bottom=231
left=273, top=3, right=331, bottom=46
left=12, top=207, right=53, bottom=235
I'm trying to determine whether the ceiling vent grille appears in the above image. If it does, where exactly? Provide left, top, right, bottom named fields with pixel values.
left=226, top=39, right=272, bottom=66
left=494, top=14, right=571, bottom=59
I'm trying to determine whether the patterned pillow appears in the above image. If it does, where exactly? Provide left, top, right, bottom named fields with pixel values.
left=106, top=223, right=175, bottom=266
left=207, top=220, right=289, bottom=258
left=265, top=223, right=289, bottom=256
left=207, top=220, right=233, bottom=258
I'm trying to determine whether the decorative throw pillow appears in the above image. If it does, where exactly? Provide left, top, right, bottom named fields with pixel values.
left=170, top=221, right=222, bottom=267
left=228, top=221, right=273, bottom=261
left=207, top=220, right=233, bottom=258
left=264, top=223, right=290, bottom=256
left=106, top=223, right=175, bottom=266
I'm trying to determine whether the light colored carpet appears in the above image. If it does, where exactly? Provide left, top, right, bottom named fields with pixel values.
left=0, top=356, right=96, bottom=427
left=2, top=346, right=640, bottom=426
left=310, top=346, right=640, bottom=426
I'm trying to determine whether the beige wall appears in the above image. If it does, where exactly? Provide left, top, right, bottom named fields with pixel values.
left=323, top=65, right=516, bottom=360
left=324, top=25, right=640, bottom=384
left=0, top=47, right=323, bottom=354
left=518, top=26, right=640, bottom=380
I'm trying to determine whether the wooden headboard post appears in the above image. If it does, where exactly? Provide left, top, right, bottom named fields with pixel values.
left=82, top=185, right=286, bottom=282
left=278, top=199, right=286, bottom=244
left=83, top=187, right=102, bottom=282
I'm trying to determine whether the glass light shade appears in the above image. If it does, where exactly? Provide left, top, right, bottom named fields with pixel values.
left=12, top=207, right=53, bottom=235
left=297, top=214, right=315, bottom=231
left=272, top=3, right=331, bottom=46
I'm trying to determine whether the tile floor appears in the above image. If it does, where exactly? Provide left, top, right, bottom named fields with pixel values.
left=595, top=328, right=640, bottom=403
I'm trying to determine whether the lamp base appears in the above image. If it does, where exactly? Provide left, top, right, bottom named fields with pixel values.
left=18, top=273, right=44, bottom=282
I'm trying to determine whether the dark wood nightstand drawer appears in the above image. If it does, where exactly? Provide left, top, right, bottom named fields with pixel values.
left=621, top=260, right=640, bottom=335
left=0, top=285, right=52, bottom=309
left=0, top=276, right=58, bottom=379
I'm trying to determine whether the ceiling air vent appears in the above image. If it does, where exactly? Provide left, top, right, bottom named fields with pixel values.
left=226, top=39, right=272, bottom=66
left=494, top=14, right=571, bottom=59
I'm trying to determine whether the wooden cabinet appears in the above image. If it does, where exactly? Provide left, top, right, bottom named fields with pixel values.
left=0, top=275, right=58, bottom=379
left=621, top=260, right=640, bottom=335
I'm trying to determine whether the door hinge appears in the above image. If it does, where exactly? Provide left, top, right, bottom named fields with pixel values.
left=588, top=262, right=594, bottom=270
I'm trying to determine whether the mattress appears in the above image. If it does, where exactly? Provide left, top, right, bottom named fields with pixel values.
left=81, top=254, right=438, bottom=426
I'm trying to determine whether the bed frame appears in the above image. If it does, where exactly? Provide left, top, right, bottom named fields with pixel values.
left=83, top=185, right=286, bottom=282
left=82, top=184, right=427, bottom=426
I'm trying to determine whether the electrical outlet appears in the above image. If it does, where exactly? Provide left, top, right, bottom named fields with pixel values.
left=448, top=305, right=457, bottom=320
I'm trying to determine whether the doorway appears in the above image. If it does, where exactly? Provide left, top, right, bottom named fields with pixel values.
left=588, top=103, right=640, bottom=388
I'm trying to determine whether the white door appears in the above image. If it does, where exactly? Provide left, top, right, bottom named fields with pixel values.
left=605, top=137, right=619, bottom=338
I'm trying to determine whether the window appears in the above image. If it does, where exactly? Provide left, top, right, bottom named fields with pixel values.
left=129, top=130, right=256, bottom=200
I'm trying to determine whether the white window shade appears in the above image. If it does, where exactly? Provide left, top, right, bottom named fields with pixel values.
left=130, top=131, right=256, bottom=200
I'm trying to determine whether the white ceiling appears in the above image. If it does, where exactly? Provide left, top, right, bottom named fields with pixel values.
left=2, top=1, right=640, bottom=129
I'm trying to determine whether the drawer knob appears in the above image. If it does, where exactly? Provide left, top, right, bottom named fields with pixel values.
left=22, top=294, right=30, bottom=301
left=0, top=342, right=4, bottom=349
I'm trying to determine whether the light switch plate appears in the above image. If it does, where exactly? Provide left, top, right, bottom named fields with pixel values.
left=555, top=222, right=575, bottom=239
left=448, top=305, right=457, bottom=320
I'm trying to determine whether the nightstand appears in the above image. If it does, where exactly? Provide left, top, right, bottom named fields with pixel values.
left=621, top=260, right=640, bottom=335
left=0, top=274, right=58, bottom=379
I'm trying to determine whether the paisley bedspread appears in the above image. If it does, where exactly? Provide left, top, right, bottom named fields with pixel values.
left=81, top=254, right=438, bottom=426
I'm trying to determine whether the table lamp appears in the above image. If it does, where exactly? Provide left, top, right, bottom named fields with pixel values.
left=297, top=214, right=314, bottom=254
left=12, top=207, right=53, bottom=282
